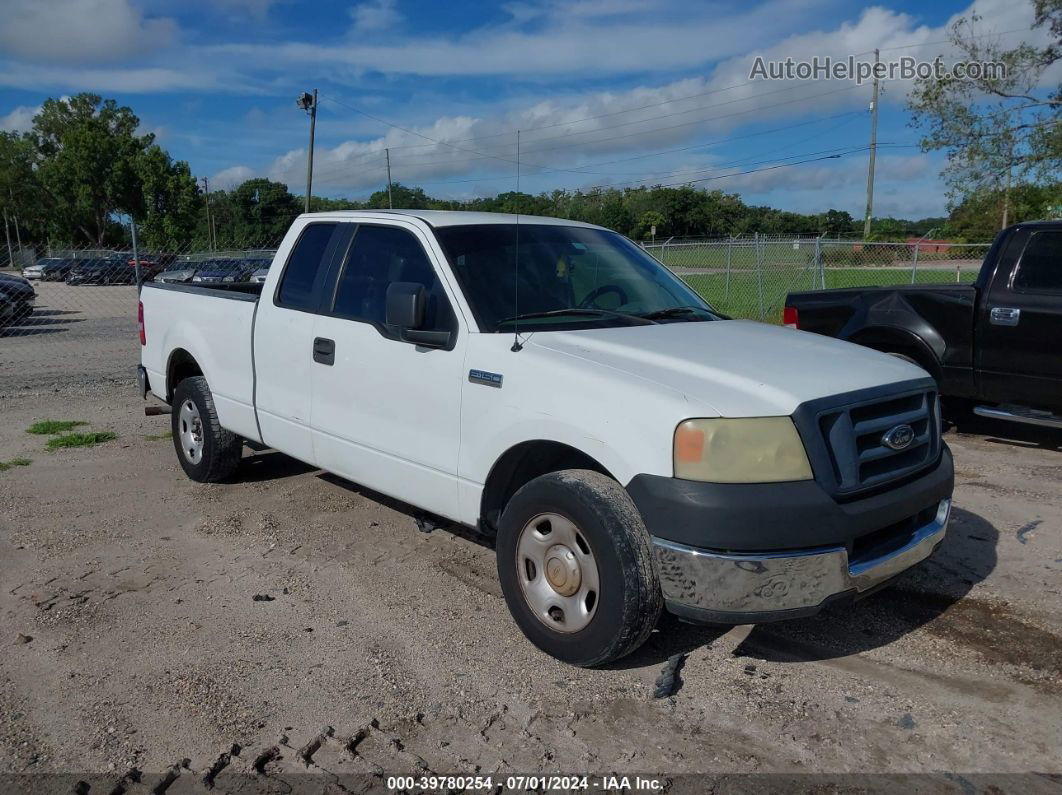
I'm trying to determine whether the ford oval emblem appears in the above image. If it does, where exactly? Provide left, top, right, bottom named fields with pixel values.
left=882, top=424, right=915, bottom=450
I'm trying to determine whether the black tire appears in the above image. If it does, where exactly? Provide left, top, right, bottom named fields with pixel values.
left=496, top=469, right=662, bottom=667
left=170, top=376, right=242, bottom=482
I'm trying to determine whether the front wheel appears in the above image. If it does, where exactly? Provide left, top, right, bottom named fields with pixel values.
left=170, top=376, right=242, bottom=482
left=496, top=469, right=662, bottom=667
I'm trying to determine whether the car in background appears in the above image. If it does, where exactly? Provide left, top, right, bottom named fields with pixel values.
left=191, top=258, right=261, bottom=284
left=126, top=255, right=174, bottom=281
left=66, top=258, right=137, bottom=285
left=156, top=264, right=198, bottom=283
left=0, top=271, right=36, bottom=322
left=785, top=220, right=1062, bottom=428
left=23, top=258, right=74, bottom=281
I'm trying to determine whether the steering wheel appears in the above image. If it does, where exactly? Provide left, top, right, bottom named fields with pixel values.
left=578, top=284, right=628, bottom=309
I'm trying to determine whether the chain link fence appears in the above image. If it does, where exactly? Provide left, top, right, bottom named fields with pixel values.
left=0, top=239, right=281, bottom=392
left=1, top=233, right=990, bottom=393
left=643, top=235, right=990, bottom=322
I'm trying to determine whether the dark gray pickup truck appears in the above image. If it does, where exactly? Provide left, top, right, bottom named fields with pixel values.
left=785, top=220, right=1062, bottom=428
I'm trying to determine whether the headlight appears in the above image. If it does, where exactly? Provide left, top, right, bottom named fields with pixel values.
left=192, top=275, right=203, bottom=282
left=674, top=417, right=813, bottom=483
left=222, top=276, right=235, bottom=282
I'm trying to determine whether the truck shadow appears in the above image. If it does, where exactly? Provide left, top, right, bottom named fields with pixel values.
left=317, top=472, right=497, bottom=550
left=950, top=418, right=1062, bottom=452
left=611, top=506, right=998, bottom=669
left=239, top=450, right=316, bottom=482
left=732, top=506, right=998, bottom=664
left=0, top=325, right=69, bottom=337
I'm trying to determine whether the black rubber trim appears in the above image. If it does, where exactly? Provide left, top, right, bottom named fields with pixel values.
left=627, top=445, right=952, bottom=552
left=142, top=281, right=261, bottom=302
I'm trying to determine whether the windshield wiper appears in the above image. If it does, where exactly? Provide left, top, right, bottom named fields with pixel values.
left=638, top=305, right=712, bottom=321
left=497, top=308, right=657, bottom=326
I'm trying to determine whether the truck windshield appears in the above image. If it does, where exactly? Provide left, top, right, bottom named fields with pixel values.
left=434, top=223, right=718, bottom=332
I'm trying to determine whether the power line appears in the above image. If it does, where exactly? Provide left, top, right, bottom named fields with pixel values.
left=316, top=110, right=859, bottom=187
left=367, top=77, right=844, bottom=152
left=319, top=84, right=866, bottom=185
left=402, top=113, right=868, bottom=189
left=324, top=24, right=1035, bottom=155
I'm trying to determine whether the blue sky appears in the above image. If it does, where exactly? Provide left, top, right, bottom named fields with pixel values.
left=0, top=0, right=1052, bottom=219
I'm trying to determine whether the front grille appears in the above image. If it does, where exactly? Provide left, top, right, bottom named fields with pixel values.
left=797, top=383, right=940, bottom=498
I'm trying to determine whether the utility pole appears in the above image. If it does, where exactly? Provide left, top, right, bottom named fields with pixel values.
left=130, top=216, right=142, bottom=293
left=1001, top=139, right=1015, bottom=229
left=7, top=188, right=22, bottom=261
left=201, top=177, right=215, bottom=251
left=385, top=148, right=393, bottom=209
left=297, top=89, right=318, bottom=213
left=3, top=208, right=12, bottom=269
left=863, top=48, right=880, bottom=239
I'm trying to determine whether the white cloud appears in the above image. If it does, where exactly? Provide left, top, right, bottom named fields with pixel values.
left=0, top=63, right=249, bottom=94
left=349, top=0, right=402, bottom=32
left=0, top=104, right=39, bottom=133
left=255, top=0, right=1049, bottom=210
left=211, top=0, right=832, bottom=78
left=212, top=165, right=256, bottom=189
left=0, top=0, right=178, bottom=65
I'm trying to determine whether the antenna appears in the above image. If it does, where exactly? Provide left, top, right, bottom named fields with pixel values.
left=511, top=129, right=523, bottom=352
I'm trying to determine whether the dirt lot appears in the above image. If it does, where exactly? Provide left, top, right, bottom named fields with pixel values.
left=1, top=287, right=1060, bottom=793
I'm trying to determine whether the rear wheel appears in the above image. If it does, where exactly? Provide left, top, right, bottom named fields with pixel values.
left=496, top=469, right=662, bottom=667
left=170, top=376, right=242, bottom=482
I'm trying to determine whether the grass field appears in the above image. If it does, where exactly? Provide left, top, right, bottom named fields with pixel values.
left=677, top=266, right=978, bottom=323
left=651, top=241, right=989, bottom=271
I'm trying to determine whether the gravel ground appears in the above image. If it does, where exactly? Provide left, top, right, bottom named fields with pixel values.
left=0, top=290, right=1060, bottom=793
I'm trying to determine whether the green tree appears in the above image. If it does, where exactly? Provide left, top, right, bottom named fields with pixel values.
left=133, top=144, right=201, bottom=250
left=31, top=94, right=151, bottom=244
left=907, top=0, right=1061, bottom=228
left=819, top=209, right=853, bottom=236
left=945, top=181, right=1062, bottom=239
left=365, top=182, right=430, bottom=209
left=0, top=131, right=44, bottom=248
left=633, top=210, right=665, bottom=239
left=225, top=178, right=300, bottom=244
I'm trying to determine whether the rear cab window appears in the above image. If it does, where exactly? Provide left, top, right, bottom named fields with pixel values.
left=1013, top=230, right=1062, bottom=293
left=275, top=222, right=345, bottom=311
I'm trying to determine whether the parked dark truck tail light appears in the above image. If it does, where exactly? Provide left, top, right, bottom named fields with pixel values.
left=783, top=306, right=799, bottom=329
left=785, top=221, right=1062, bottom=430
left=138, top=210, right=954, bottom=667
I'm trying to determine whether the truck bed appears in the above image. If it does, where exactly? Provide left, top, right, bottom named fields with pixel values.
left=140, top=281, right=263, bottom=442
left=786, top=282, right=979, bottom=398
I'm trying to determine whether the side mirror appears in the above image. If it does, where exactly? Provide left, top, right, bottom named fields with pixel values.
left=385, top=281, right=452, bottom=349
left=386, top=281, right=426, bottom=329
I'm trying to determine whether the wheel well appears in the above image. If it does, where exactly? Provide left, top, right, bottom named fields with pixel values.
left=849, top=329, right=941, bottom=380
left=166, top=349, right=202, bottom=401
left=480, top=441, right=614, bottom=533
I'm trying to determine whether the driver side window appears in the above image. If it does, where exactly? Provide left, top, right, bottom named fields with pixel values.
left=330, top=224, right=455, bottom=334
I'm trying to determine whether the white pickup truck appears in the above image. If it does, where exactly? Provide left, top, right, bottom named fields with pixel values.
left=139, top=211, right=954, bottom=666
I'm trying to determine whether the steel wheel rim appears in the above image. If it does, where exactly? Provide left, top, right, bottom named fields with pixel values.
left=516, top=512, right=600, bottom=634
left=178, top=399, right=204, bottom=465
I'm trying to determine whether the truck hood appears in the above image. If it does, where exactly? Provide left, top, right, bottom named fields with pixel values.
left=528, top=319, right=928, bottom=417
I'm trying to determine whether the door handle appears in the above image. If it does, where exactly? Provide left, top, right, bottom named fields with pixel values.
left=312, top=337, right=335, bottom=365
left=989, top=307, right=1021, bottom=327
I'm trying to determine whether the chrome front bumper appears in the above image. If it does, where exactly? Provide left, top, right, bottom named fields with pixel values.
left=652, top=498, right=951, bottom=623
